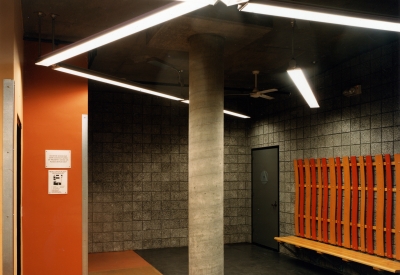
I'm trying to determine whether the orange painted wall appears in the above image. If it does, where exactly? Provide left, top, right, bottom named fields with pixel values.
left=1, top=1, right=24, bottom=273
left=23, top=41, right=88, bottom=275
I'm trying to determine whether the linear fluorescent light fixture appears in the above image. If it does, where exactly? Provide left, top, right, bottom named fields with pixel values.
left=181, top=100, right=250, bottom=118
left=221, top=0, right=249, bottom=6
left=287, top=68, right=319, bottom=108
left=36, top=1, right=214, bottom=66
left=239, top=1, right=400, bottom=32
left=53, top=63, right=184, bottom=101
left=223, top=110, right=251, bottom=118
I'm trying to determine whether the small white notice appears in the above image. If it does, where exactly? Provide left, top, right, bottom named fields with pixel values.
left=45, top=150, right=71, bottom=168
left=48, top=170, right=68, bottom=194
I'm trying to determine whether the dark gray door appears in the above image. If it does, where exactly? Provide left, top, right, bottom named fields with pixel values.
left=252, top=147, right=279, bottom=249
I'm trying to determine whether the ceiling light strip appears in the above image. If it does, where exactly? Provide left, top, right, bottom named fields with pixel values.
left=287, top=68, right=319, bottom=108
left=223, top=110, right=251, bottom=118
left=180, top=100, right=250, bottom=118
left=221, top=0, right=249, bottom=6
left=53, top=63, right=184, bottom=101
left=36, top=1, right=213, bottom=66
left=239, top=1, right=400, bottom=32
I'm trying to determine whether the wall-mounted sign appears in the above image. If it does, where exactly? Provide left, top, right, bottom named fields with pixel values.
left=261, top=170, right=268, bottom=184
left=48, top=170, right=68, bottom=194
left=45, top=150, right=71, bottom=168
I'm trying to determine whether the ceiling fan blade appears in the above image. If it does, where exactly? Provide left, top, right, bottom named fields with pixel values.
left=259, top=88, right=278, bottom=94
left=259, top=94, right=274, bottom=100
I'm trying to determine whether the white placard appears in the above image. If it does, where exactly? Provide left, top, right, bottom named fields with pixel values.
left=48, top=170, right=68, bottom=194
left=45, top=150, right=71, bottom=168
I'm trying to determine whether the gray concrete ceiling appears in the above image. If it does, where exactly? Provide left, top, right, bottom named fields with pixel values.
left=21, top=0, right=399, bottom=113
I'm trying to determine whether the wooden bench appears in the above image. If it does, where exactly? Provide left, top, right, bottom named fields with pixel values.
left=275, top=154, right=400, bottom=273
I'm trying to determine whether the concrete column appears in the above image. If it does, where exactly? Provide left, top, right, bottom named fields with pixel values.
left=188, top=34, right=224, bottom=275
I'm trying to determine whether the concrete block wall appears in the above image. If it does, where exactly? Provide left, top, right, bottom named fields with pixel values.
left=88, top=87, right=251, bottom=253
left=87, top=41, right=398, bottom=274
left=224, top=118, right=252, bottom=243
left=248, top=41, right=399, bottom=273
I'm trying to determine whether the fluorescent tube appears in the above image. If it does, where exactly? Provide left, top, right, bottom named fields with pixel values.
left=287, top=68, right=319, bottom=108
left=221, top=0, right=249, bottom=6
left=181, top=100, right=250, bottom=118
left=239, top=1, right=400, bottom=32
left=36, top=1, right=213, bottom=66
left=52, top=63, right=184, bottom=101
left=52, top=64, right=250, bottom=117
left=223, top=110, right=251, bottom=118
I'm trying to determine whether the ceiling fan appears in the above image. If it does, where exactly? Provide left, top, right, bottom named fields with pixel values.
left=225, top=70, right=287, bottom=100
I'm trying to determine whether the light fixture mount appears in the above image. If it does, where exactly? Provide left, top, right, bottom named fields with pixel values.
left=286, top=19, right=319, bottom=108
left=288, top=58, right=297, bottom=70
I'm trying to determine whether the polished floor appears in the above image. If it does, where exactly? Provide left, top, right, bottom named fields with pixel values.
left=88, top=250, right=161, bottom=275
left=136, top=243, right=340, bottom=275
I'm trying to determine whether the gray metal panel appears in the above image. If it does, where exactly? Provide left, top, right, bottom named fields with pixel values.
left=3, top=79, right=15, bottom=275
left=82, top=114, right=88, bottom=275
left=252, top=147, right=279, bottom=250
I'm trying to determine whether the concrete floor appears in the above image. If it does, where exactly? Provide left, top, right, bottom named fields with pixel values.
left=136, top=243, right=340, bottom=275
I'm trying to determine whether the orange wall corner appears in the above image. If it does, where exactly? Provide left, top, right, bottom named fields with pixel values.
left=23, top=41, right=88, bottom=275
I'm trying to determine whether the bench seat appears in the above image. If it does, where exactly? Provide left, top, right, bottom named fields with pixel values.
left=275, top=236, right=400, bottom=273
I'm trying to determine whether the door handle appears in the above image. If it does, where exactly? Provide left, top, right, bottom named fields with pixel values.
left=271, top=201, right=277, bottom=207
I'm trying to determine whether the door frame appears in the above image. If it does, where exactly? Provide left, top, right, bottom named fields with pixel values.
left=17, top=117, right=22, bottom=275
left=251, top=146, right=280, bottom=249
left=82, top=114, right=88, bottom=275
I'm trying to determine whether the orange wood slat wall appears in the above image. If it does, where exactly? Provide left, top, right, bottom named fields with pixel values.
left=294, top=154, right=400, bottom=260
left=23, top=41, right=88, bottom=275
